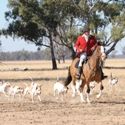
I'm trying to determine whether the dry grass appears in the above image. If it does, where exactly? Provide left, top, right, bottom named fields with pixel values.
left=104, top=59, right=125, bottom=77
left=104, top=58, right=125, bottom=67
left=0, top=60, right=71, bottom=70
left=0, top=60, right=70, bottom=80
left=0, top=59, right=124, bottom=80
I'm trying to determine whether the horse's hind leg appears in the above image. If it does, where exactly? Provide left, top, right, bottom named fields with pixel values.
left=96, top=81, right=104, bottom=99
left=75, top=79, right=82, bottom=94
left=71, top=79, right=76, bottom=97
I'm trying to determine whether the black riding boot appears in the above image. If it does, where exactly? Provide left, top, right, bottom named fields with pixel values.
left=76, top=66, right=82, bottom=80
left=100, top=67, right=107, bottom=80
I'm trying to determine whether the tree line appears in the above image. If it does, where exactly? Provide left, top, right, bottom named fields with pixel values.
left=0, top=0, right=125, bottom=69
left=0, top=45, right=125, bottom=61
left=0, top=46, right=71, bottom=61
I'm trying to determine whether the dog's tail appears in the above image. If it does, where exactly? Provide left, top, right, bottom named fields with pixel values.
left=28, top=77, right=35, bottom=86
left=23, top=77, right=33, bottom=87
left=29, top=77, right=34, bottom=82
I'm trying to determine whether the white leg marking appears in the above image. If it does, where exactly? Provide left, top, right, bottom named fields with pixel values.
left=71, top=84, right=76, bottom=97
left=79, top=92, right=86, bottom=103
left=38, top=95, right=41, bottom=102
left=96, top=90, right=102, bottom=99
left=86, top=93, right=91, bottom=104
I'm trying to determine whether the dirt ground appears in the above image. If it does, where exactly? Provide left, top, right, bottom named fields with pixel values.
left=0, top=60, right=125, bottom=125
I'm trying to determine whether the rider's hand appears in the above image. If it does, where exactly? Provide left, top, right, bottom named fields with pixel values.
left=78, top=49, right=83, bottom=53
left=91, top=46, right=95, bottom=51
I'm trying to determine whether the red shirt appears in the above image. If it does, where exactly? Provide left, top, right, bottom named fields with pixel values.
left=74, top=35, right=97, bottom=56
left=74, top=35, right=87, bottom=53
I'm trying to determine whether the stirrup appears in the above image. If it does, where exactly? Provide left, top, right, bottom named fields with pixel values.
left=102, top=75, right=108, bottom=80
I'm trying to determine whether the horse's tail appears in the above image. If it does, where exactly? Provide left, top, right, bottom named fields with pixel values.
left=64, top=66, right=72, bottom=86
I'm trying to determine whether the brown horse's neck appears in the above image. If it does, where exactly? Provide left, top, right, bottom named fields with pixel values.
left=87, top=46, right=101, bottom=70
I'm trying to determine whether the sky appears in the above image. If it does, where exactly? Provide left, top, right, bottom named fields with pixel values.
left=0, top=0, right=125, bottom=54
left=0, top=0, right=38, bottom=52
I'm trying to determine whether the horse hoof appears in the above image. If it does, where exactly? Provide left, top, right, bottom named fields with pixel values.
left=96, top=94, right=101, bottom=99
left=87, top=102, right=91, bottom=105
left=86, top=99, right=91, bottom=104
left=72, top=94, right=76, bottom=97
left=81, top=99, right=86, bottom=103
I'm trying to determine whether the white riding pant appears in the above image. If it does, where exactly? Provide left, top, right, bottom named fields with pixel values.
left=78, top=52, right=87, bottom=67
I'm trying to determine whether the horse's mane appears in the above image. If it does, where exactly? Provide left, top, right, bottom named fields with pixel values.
left=87, top=44, right=100, bottom=62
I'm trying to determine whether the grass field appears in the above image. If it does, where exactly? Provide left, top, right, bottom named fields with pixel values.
left=0, top=59, right=125, bottom=125
left=0, top=58, right=125, bottom=80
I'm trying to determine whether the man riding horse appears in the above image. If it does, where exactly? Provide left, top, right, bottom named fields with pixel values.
left=74, top=26, right=106, bottom=80
left=64, top=26, right=107, bottom=103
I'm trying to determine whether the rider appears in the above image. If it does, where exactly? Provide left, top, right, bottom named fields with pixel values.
left=74, top=26, right=100, bottom=79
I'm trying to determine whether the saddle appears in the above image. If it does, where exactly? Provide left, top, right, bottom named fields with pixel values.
left=75, top=58, right=88, bottom=68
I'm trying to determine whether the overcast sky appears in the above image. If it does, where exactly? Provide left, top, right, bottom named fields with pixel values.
left=0, top=0, right=125, bottom=54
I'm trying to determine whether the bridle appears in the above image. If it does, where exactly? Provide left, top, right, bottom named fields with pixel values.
left=100, top=45, right=106, bottom=61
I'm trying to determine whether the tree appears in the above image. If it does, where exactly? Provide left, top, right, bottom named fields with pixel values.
left=53, top=0, right=125, bottom=56
left=2, top=0, right=59, bottom=69
left=80, top=0, right=125, bottom=55
left=2, top=0, right=82, bottom=69
left=54, top=44, right=67, bottom=63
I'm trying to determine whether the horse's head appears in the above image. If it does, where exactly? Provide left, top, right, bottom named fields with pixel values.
left=95, top=42, right=106, bottom=61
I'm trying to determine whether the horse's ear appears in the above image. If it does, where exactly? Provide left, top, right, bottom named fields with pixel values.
left=97, top=41, right=104, bottom=46
left=96, top=37, right=103, bottom=46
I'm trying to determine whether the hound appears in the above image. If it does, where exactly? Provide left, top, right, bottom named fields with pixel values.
left=109, top=73, right=118, bottom=86
left=23, top=78, right=42, bottom=103
left=6, top=85, right=24, bottom=98
left=53, top=81, right=68, bottom=101
left=0, top=81, right=11, bottom=96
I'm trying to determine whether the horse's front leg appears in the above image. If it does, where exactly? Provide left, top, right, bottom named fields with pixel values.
left=96, top=81, right=104, bottom=99
left=78, top=80, right=86, bottom=103
left=86, top=83, right=91, bottom=104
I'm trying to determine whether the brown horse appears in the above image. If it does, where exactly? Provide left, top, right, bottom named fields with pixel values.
left=64, top=43, right=106, bottom=103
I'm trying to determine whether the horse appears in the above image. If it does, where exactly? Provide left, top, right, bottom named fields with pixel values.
left=64, top=42, right=106, bottom=103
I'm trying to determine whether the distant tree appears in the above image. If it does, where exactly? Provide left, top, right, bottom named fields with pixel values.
left=54, top=43, right=66, bottom=63
left=0, top=27, right=2, bottom=52
left=0, top=40, right=2, bottom=52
